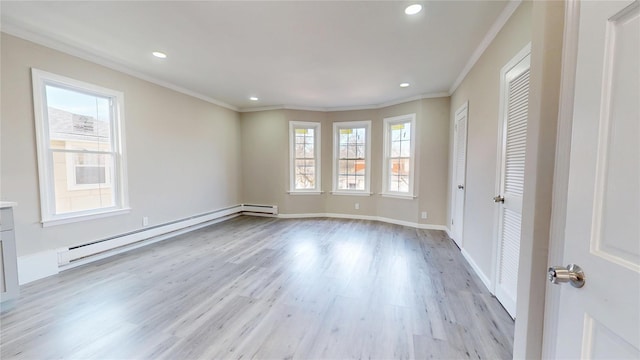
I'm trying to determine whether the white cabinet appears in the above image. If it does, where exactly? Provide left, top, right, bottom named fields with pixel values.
left=0, top=203, right=19, bottom=304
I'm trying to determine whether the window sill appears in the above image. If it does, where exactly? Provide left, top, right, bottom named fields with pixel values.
left=330, top=191, right=373, bottom=197
left=380, top=193, right=417, bottom=200
left=287, top=191, right=324, bottom=195
left=42, top=207, right=131, bottom=228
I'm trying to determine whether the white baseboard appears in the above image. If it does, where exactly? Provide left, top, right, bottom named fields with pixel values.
left=17, top=250, right=59, bottom=285
left=16, top=207, right=450, bottom=285
left=461, top=248, right=493, bottom=292
left=278, top=212, right=448, bottom=231
left=445, top=227, right=454, bottom=240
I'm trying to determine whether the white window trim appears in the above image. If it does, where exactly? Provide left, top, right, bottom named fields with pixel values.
left=289, top=121, right=321, bottom=194
left=32, top=68, right=130, bottom=226
left=381, top=113, right=417, bottom=198
left=332, top=120, right=372, bottom=195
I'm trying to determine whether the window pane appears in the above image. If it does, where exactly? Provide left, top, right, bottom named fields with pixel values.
left=391, top=140, right=401, bottom=157
left=391, top=127, right=401, bottom=141
left=400, top=140, right=411, bottom=158
left=46, top=86, right=112, bottom=151
left=304, top=143, right=314, bottom=158
left=354, top=159, right=366, bottom=175
left=51, top=150, right=115, bottom=214
left=338, top=159, right=366, bottom=190
left=401, top=123, right=411, bottom=157
left=294, top=128, right=315, bottom=159
left=339, top=131, right=350, bottom=144
left=388, top=158, right=410, bottom=193
left=75, top=166, right=106, bottom=184
left=295, top=159, right=315, bottom=189
left=347, top=144, right=356, bottom=159
left=402, top=123, right=411, bottom=138
left=295, top=143, right=305, bottom=158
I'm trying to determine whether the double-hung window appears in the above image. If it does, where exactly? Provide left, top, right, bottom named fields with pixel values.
left=289, top=121, right=321, bottom=193
left=32, top=69, right=129, bottom=226
left=333, top=121, right=371, bottom=194
left=382, top=113, right=416, bottom=197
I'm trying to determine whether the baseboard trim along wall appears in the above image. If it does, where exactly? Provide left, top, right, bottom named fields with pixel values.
left=16, top=250, right=60, bottom=285
left=445, top=227, right=455, bottom=242
left=461, top=248, right=493, bottom=291
left=17, top=206, right=457, bottom=285
left=277, top=213, right=449, bottom=231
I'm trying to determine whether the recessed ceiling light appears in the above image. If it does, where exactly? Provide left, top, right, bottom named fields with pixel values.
left=249, top=96, right=259, bottom=101
left=400, top=82, right=410, bottom=88
left=152, top=51, right=167, bottom=59
left=405, top=4, right=422, bottom=15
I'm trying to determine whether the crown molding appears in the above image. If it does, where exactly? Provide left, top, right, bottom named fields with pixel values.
left=2, top=1, right=508, bottom=115
left=4, top=21, right=447, bottom=115
left=1, top=23, right=239, bottom=112
left=448, top=0, right=523, bottom=95
left=238, top=92, right=450, bottom=113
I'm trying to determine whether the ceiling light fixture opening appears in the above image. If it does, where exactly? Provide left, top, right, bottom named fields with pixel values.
left=249, top=96, right=259, bottom=101
left=152, top=51, right=167, bottom=59
left=405, top=4, right=422, bottom=15
left=400, top=83, right=410, bottom=88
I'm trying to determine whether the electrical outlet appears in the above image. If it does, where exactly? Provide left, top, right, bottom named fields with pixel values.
left=355, top=203, right=360, bottom=210
left=421, top=211, right=427, bottom=219
left=142, top=216, right=149, bottom=227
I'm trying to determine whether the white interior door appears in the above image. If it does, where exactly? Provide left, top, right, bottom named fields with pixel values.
left=451, top=102, right=468, bottom=247
left=493, top=45, right=531, bottom=318
left=550, top=0, right=639, bottom=358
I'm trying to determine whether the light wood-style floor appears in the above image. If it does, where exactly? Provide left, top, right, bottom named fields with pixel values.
left=1, top=216, right=514, bottom=359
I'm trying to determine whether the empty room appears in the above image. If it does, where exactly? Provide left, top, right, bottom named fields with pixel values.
left=1, top=0, right=638, bottom=359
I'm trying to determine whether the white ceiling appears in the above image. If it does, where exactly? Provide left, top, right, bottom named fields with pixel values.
left=1, top=1, right=510, bottom=111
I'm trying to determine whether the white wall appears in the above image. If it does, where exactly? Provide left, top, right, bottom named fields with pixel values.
left=0, top=33, right=242, bottom=257
left=448, top=2, right=533, bottom=282
left=241, top=97, right=451, bottom=227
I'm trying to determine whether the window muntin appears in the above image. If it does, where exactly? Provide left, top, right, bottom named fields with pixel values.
left=382, top=114, right=416, bottom=197
left=333, top=121, right=371, bottom=194
left=289, top=121, right=321, bottom=193
left=32, top=69, right=128, bottom=224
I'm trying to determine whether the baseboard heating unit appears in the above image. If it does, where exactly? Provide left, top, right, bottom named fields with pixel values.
left=242, top=204, right=279, bottom=216
left=57, top=205, right=243, bottom=269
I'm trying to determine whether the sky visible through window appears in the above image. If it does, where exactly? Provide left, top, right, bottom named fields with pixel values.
left=46, top=85, right=110, bottom=122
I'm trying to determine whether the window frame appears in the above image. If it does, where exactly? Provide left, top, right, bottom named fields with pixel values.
left=32, top=68, right=130, bottom=227
left=381, top=113, right=417, bottom=198
left=289, top=121, right=322, bottom=194
left=332, top=120, right=372, bottom=195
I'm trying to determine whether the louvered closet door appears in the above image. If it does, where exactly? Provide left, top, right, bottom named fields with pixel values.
left=494, top=48, right=531, bottom=318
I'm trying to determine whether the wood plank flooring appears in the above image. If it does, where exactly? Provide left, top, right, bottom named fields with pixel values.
left=0, top=216, right=514, bottom=359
